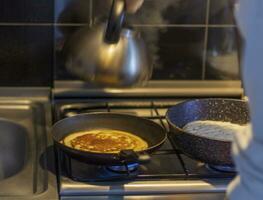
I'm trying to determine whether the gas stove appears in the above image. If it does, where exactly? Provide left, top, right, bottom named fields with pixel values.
left=54, top=98, right=236, bottom=200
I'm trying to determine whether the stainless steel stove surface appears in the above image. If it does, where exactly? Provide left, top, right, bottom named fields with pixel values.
left=54, top=99, right=235, bottom=200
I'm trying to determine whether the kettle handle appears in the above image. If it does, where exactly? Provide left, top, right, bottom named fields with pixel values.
left=104, top=0, right=126, bottom=44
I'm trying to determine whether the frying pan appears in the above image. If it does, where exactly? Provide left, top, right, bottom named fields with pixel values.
left=166, top=98, right=249, bottom=166
left=52, top=113, right=166, bottom=166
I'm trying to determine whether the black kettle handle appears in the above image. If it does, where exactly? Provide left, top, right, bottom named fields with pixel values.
left=104, top=0, right=126, bottom=44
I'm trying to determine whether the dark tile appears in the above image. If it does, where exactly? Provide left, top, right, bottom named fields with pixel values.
left=55, top=25, right=84, bottom=80
left=209, top=0, right=235, bottom=24
left=93, top=0, right=207, bottom=25
left=130, top=0, right=207, bottom=25
left=0, top=26, right=53, bottom=86
left=143, top=27, right=205, bottom=80
left=206, top=27, right=240, bottom=80
left=55, top=0, right=91, bottom=24
left=55, top=26, right=205, bottom=80
left=0, top=0, right=53, bottom=23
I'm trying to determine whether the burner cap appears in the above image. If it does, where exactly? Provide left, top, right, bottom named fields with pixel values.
left=107, top=163, right=139, bottom=173
left=207, top=164, right=236, bottom=173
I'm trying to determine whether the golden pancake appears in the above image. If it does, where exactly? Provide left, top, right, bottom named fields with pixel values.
left=61, top=129, right=148, bottom=153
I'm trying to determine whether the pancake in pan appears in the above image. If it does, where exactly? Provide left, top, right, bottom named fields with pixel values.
left=61, top=129, right=148, bottom=153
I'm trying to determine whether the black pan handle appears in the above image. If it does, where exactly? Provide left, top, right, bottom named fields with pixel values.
left=119, top=150, right=150, bottom=164
left=104, top=0, right=126, bottom=44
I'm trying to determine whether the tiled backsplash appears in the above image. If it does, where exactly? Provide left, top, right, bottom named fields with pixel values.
left=56, top=0, right=240, bottom=81
left=0, top=0, right=53, bottom=86
left=0, top=0, right=240, bottom=86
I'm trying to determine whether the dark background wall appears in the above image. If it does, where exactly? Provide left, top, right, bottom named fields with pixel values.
left=0, top=0, right=54, bottom=86
left=0, top=0, right=239, bottom=86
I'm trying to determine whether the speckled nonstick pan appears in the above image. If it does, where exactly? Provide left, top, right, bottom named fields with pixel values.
left=166, top=99, right=249, bottom=166
left=52, top=113, right=167, bottom=166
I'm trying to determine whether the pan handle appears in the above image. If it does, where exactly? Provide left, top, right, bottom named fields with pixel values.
left=119, top=150, right=150, bottom=164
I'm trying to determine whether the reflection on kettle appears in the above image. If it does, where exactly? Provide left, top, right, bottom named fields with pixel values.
left=65, top=0, right=152, bottom=87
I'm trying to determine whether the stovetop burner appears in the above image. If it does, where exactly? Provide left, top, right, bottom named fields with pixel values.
left=54, top=99, right=237, bottom=196
left=207, top=164, right=236, bottom=173
left=55, top=147, right=140, bottom=182
left=107, top=163, right=139, bottom=173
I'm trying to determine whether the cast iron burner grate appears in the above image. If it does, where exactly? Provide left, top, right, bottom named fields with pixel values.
left=55, top=147, right=140, bottom=182
left=55, top=99, right=236, bottom=182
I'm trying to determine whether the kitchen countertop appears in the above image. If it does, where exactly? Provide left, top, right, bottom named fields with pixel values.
left=0, top=88, right=58, bottom=200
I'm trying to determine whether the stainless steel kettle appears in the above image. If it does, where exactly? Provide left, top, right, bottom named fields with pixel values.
left=65, top=0, right=152, bottom=87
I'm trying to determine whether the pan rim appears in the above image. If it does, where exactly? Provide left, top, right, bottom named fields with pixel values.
left=52, top=112, right=167, bottom=156
left=166, top=98, right=248, bottom=143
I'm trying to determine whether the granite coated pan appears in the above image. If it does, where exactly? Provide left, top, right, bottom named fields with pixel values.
left=166, top=99, right=249, bottom=166
left=52, top=113, right=167, bottom=166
